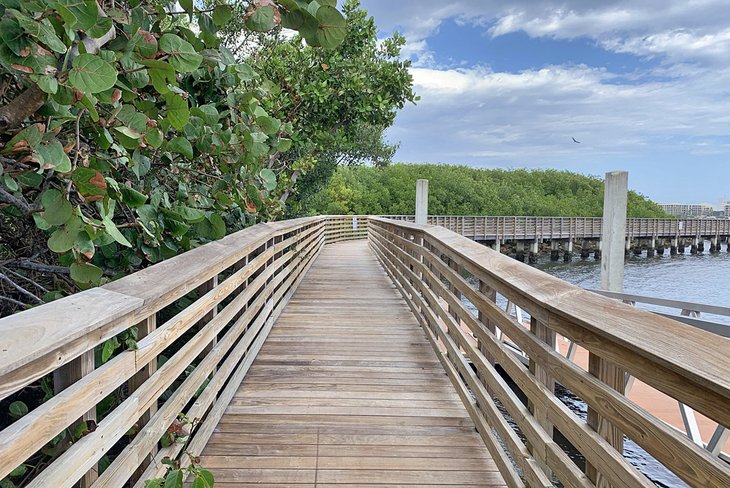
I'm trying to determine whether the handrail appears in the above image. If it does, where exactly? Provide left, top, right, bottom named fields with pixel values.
left=383, top=214, right=730, bottom=241
left=368, top=216, right=730, bottom=488
left=0, top=215, right=368, bottom=487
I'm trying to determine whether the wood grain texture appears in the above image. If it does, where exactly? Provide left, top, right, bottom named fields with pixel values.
left=199, top=240, right=507, bottom=487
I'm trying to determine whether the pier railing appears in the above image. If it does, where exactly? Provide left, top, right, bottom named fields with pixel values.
left=384, top=215, right=730, bottom=241
left=0, top=215, right=364, bottom=487
left=369, top=217, right=730, bottom=488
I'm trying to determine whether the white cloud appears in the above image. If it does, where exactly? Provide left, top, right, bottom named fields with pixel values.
left=358, top=0, right=730, bottom=202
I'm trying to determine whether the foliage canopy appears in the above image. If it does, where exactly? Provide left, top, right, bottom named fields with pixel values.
left=303, top=164, right=670, bottom=218
left=0, top=0, right=414, bottom=315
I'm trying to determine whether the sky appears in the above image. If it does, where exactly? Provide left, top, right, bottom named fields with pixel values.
left=358, top=0, right=730, bottom=205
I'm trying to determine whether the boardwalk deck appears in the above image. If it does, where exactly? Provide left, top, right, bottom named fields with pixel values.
left=199, top=240, right=506, bottom=487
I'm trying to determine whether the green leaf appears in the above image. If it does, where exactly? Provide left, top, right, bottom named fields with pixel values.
left=87, top=17, right=112, bottom=38
left=191, top=470, right=214, bottom=488
left=120, top=186, right=148, bottom=207
left=167, top=137, right=193, bottom=159
left=159, top=34, right=203, bottom=73
left=4, top=124, right=43, bottom=152
left=35, top=140, right=71, bottom=173
left=41, top=189, right=73, bottom=225
left=165, top=93, right=189, bottom=130
left=246, top=5, right=276, bottom=32
left=71, top=167, right=107, bottom=201
left=0, top=18, right=30, bottom=56
left=177, top=206, right=205, bottom=223
left=70, top=262, right=103, bottom=284
left=259, top=168, right=277, bottom=191
left=101, top=338, right=116, bottom=363
left=276, top=138, right=292, bottom=152
left=315, top=5, right=347, bottom=49
left=256, top=115, right=281, bottom=136
left=208, top=213, right=226, bottom=239
left=212, top=4, right=233, bottom=26
left=179, top=0, right=193, bottom=15
left=9, top=465, right=27, bottom=478
left=102, top=217, right=132, bottom=247
left=47, top=217, right=84, bottom=253
left=9, top=400, right=28, bottom=419
left=36, top=75, right=58, bottom=94
left=164, top=470, right=184, bottom=488
left=15, top=15, right=66, bottom=54
left=69, top=54, right=118, bottom=94
left=144, top=479, right=163, bottom=488
left=114, top=126, right=143, bottom=139
left=132, top=150, right=151, bottom=178
left=145, top=128, right=163, bottom=148
left=166, top=219, right=190, bottom=237
left=191, top=104, right=219, bottom=125
left=57, top=0, right=98, bottom=30
left=2, top=173, right=19, bottom=190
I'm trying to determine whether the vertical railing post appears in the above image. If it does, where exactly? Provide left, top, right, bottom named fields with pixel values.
left=529, top=316, right=556, bottom=477
left=588, top=171, right=628, bottom=486
left=477, top=280, right=497, bottom=368
left=197, top=276, right=219, bottom=366
left=54, top=351, right=98, bottom=487
left=128, top=314, right=158, bottom=481
left=415, top=179, right=428, bottom=225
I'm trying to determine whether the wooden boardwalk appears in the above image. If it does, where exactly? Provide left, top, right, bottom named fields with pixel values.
left=199, top=240, right=506, bottom=487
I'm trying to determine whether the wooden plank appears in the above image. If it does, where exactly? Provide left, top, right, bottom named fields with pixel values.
left=193, top=240, right=506, bottom=487
left=0, top=288, right=143, bottom=399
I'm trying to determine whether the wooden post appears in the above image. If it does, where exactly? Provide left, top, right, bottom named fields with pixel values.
left=415, top=179, right=428, bottom=225
left=128, top=315, right=157, bottom=481
left=602, top=172, right=628, bottom=291
left=197, top=276, right=219, bottom=364
left=588, top=171, right=628, bottom=486
left=54, top=351, right=97, bottom=487
left=529, top=317, right=556, bottom=477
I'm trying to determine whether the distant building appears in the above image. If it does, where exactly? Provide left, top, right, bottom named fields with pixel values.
left=725, top=203, right=730, bottom=218
left=659, top=203, right=715, bottom=217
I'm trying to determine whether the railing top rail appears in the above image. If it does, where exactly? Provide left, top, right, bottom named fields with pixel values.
left=370, top=217, right=730, bottom=404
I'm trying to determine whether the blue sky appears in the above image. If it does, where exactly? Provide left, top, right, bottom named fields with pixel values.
left=359, top=0, right=730, bottom=205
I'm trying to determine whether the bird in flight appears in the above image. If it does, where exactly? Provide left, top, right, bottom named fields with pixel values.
left=572, top=137, right=581, bottom=144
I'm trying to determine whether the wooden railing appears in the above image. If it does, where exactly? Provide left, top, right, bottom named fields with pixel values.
left=368, top=217, right=730, bottom=488
left=0, top=215, right=365, bottom=487
left=324, top=215, right=368, bottom=243
left=384, top=215, right=730, bottom=241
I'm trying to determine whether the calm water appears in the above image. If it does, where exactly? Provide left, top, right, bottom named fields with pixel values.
left=536, top=241, right=730, bottom=325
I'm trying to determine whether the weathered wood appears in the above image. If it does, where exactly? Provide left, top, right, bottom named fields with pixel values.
left=192, top=241, right=507, bottom=487
left=53, top=350, right=97, bottom=488
left=0, top=217, right=326, bottom=484
left=127, top=314, right=157, bottom=482
left=369, top=217, right=730, bottom=488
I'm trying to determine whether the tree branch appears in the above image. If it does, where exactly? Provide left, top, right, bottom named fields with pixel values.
left=16, top=259, right=116, bottom=277
left=0, top=272, right=43, bottom=304
left=0, top=185, right=40, bottom=214
left=0, top=85, right=46, bottom=134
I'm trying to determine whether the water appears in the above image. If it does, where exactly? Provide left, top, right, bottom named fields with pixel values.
left=535, top=241, right=730, bottom=325
left=464, top=242, right=730, bottom=486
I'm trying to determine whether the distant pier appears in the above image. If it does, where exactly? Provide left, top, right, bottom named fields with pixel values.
left=385, top=215, right=730, bottom=262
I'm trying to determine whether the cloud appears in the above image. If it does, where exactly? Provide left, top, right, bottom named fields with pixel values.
left=361, top=0, right=730, bottom=67
left=358, top=0, right=730, bottom=202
